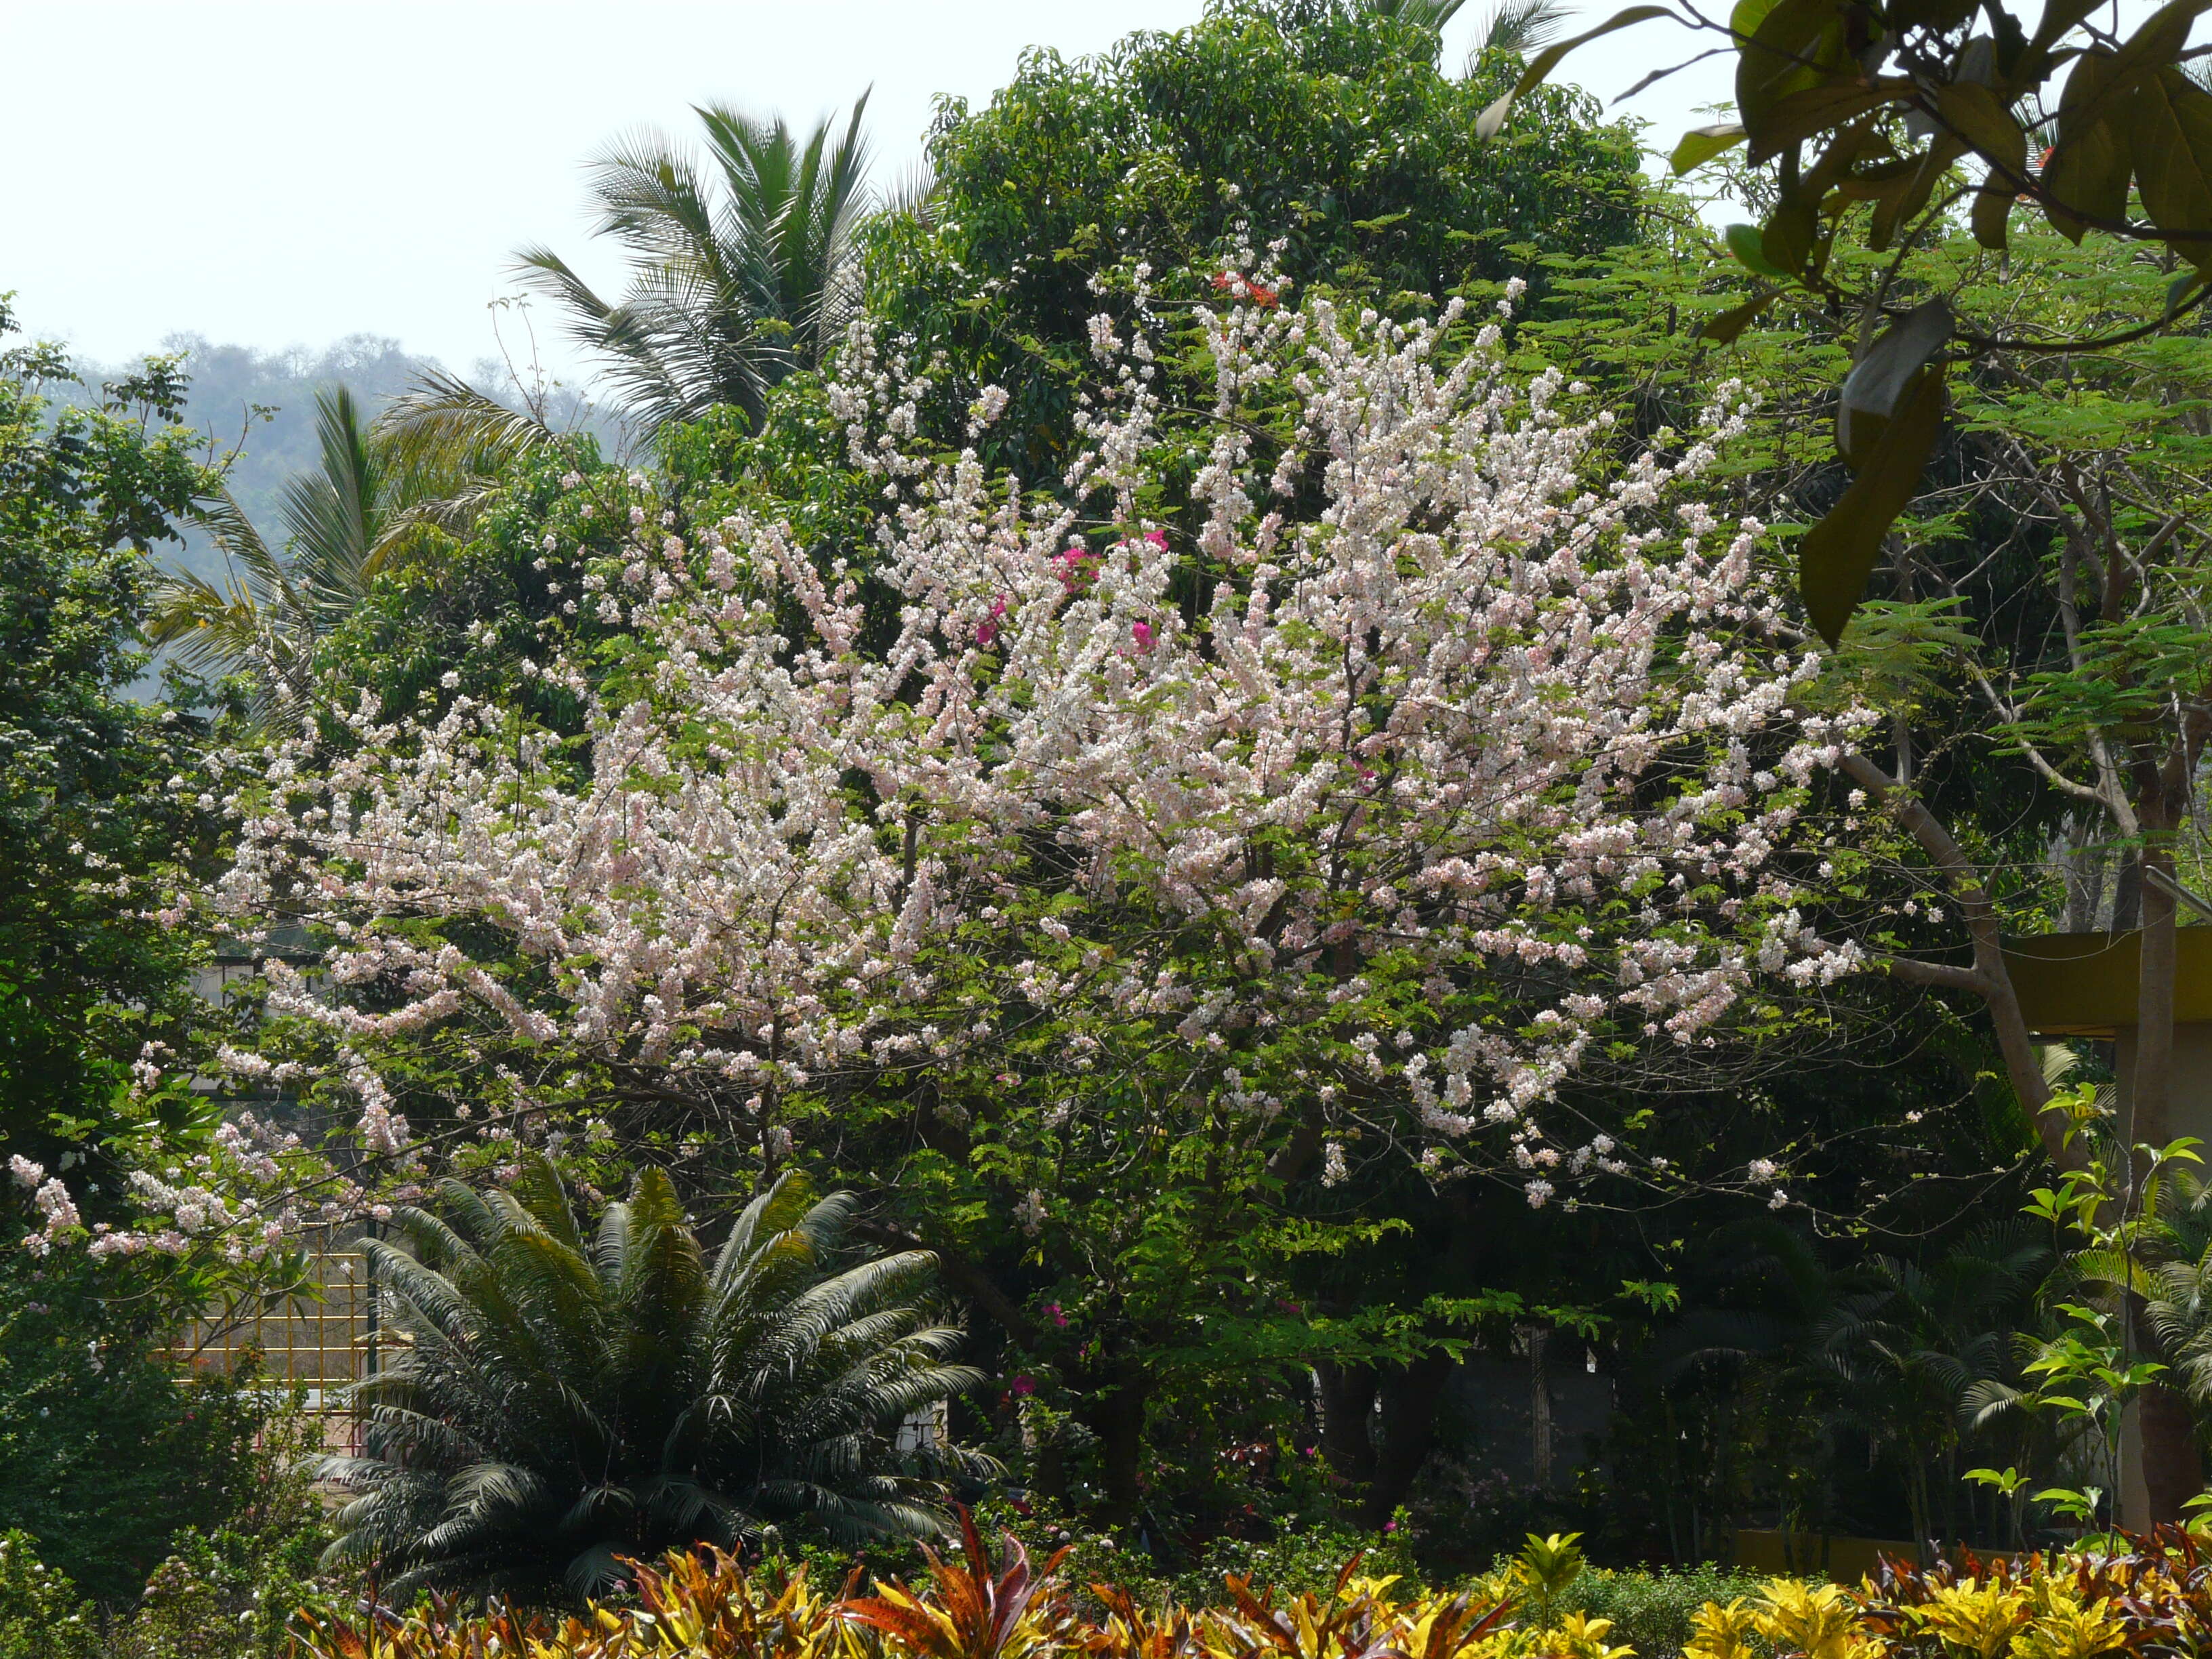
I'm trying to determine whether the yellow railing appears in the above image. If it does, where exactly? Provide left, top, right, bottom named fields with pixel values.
left=170, top=1237, right=380, bottom=1454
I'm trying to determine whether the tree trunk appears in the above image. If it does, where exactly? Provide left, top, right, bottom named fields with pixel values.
left=1313, top=1359, right=1379, bottom=1492
left=1082, top=1359, right=1151, bottom=1527
left=2131, top=817, right=2195, bottom=1526
left=2139, top=1380, right=2203, bottom=1527
left=1359, top=1354, right=1454, bottom=1529
left=1838, top=750, right=2086, bottom=1172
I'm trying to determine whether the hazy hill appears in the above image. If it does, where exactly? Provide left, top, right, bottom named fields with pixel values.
left=61, top=333, right=628, bottom=584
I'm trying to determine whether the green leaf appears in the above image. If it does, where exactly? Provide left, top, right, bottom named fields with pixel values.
left=1725, top=222, right=1790, bottom=277
left=2027, top=0, right=2107, bottom=55
left=1477, top=5, right=1677, bottom=138
left=1671, top=122, right=1748, bottom=173
left=1749, top=82, right=1901, bottom=163
left=1761, top=188, right=1821, bottom=274
left=2167, top=266, right=2211, bottom=317
left=2132, top=68, right=2212, bottom=266
left=1924, top=81, right=2029, bottom=246
left=1702, top=289, right=1782, bottom=342
left=2045, top=49, right=2136, bottom=240
left=1799, top=365, right=1947, bottom=647
left=1870, top=135, right=1966, bottom=249
left=1738, top=0, right=1847, bottom=140
left=1837, top=297, right=1952, bottom=463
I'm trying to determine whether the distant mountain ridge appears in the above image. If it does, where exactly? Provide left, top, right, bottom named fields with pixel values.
left=58, top=333, right=625, bottom=583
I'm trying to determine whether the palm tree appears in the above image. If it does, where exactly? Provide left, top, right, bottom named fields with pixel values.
left=1359, top=0, right=1573, bottom=58
left=147, top=386, right=403, bottom=729
left=514, top=95, right=878, bottom=432
left=1817, top=1223, right=2048, bottom=1547
left=322, top=1158, right=990, bottom=1601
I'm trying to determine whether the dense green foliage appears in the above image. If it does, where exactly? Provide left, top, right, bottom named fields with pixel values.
left=327, top=1161, right=991, bottom=1599
left=13, top=1, right=2212, bottom=1640
left=0, top=300, right=221, bottom=1184
left=0, top=1236, right=293, bottom=1605
left=866, top=0, right=1643, bottom=476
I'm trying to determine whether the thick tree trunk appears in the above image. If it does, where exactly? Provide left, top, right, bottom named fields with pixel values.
left=1313, top=1359, right=1379, bottom=1491
left=2139, top=1380, right=2203, bottom=1527
left=1082, top=1360, right=1151, bottom=1527
left=1358, top=1354, right=1454, bottom=1529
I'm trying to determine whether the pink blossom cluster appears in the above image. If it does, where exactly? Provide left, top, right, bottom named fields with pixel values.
left=114, top=271, right=1878, bottom=1246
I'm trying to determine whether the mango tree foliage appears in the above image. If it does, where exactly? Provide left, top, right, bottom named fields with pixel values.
left=863, top=0, right=1645, bottom=483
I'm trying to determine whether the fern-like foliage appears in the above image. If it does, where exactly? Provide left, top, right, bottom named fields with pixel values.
left=322, top=1158, right=991, bottom=1601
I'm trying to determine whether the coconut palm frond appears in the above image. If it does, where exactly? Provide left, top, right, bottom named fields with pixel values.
left=516, top=96, right=878, bottom=433
left=1466, top=0, right=1574, bottom=63
left=1363, top=0, right=1473, bottom=26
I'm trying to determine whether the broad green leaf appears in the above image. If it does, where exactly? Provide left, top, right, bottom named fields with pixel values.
left=1729, top=0, right=1780, bottom=37
left=1671, top=122, right=1748, bottom=173
left=1476, top=5, right=1676, bottom=138
left=1870, top=135, right=1965, bottom=248
left=1761, top=188, right=1820, bottom=275
left=1737, top=0, right=1847, bottom=139
left=1702, top=289, right=1781, bottom=342
left=1724, top=222, right=1790, bottom=277
left=1748, top=82, right=1902, bottom=162
left=2060, top=0, right=2211, bottom=131
left=1837, top=296, right=1952, bottom=464
left=1800, top=366, right=1947, bottom=647
left=2045, top=49, right=2135, bottom=240
left=2133, top=68, right=2212, bottom=266
left=2027, top=0, right=2108, bottom=54
left=1934, top=82, right=2028, bottom=245
left=2167, top=266, right=2211, bottom=316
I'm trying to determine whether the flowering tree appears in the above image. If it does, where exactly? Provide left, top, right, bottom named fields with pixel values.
left=66, top=272, right=1870, bottom=1511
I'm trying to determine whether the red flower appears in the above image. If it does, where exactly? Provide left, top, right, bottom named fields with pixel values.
left=975, top=594, right=1008, bottom=648
left=1211, top=272, right=1279, bottom=309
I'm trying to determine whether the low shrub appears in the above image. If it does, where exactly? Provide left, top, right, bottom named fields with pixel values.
left=1563, top=1565, right=1767, bottom=1659
left=286, top=1515, right=2212, bottom=1659
left=0, top=1531, right=97, bottom=1659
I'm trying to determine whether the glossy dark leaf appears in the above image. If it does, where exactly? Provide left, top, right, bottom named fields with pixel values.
left=1931, top=83, right=2028, bottom=247
left=1762, top=189, right=1822, bottom=274
left=1801, top=367, right=1947, bottom=647
left=2133, top=68, right=2212, bottom=266
left=1869, top=135, right=1965, bottom=248
left=1748, top=82, right=1904, bottom=162
left=2026, top=0, right=2107, bottom=55
left=2167, top=266, right=2212, bottom=317
left=1837, top=298, right=1952, bottom=464
left=1738, top=0, right=1847, bottom=138
left=2059, top=0, right=2211, bottom=130
left=2044, top=48, right=2135, bottom=240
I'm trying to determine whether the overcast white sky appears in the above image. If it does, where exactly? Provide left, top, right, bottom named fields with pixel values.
left=1, top=1, right=1734, bottom=384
